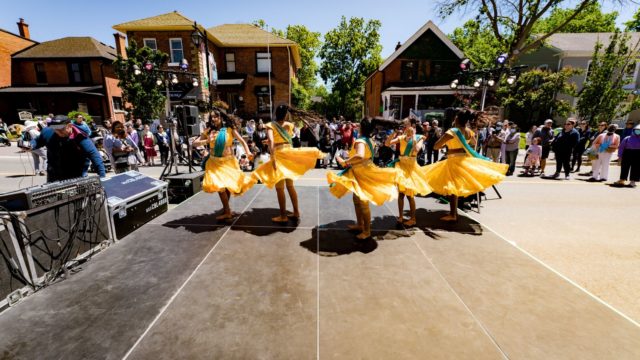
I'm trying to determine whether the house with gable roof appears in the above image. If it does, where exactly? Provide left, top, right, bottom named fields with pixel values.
left=518, top=32, right=640, bottom=123
left=364, top=20, right=475, bottom=120
left=0, top=35, right=125, bottom=124
left=113, top=11, right=301, bottom=120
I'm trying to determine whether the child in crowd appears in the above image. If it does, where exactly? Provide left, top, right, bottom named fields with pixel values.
left=239, top=154, right=250, bottom=171
left=523, top=137, right=542, bottom=176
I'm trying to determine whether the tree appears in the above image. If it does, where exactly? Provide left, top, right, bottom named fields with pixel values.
left=438, top=0, right=625, bottom=63
left=532, top=2, right=618, bottom=33
left=577, top=31, right=640, bottom=125
left=318, top=16, right=382, bottom=119
left=113, top=40, right=168, bottom=120
left=275, top=25, right=322, bottom=91
left=497, top=67, right=582, bottom=128
left=450, top=19, right=507, bottom=69
left=625, top=8, right=640, bottom=31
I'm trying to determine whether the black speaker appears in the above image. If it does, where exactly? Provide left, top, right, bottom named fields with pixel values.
left=176, top=105, right=200, bottom=136
left=165, top=171, right=204, bottom=204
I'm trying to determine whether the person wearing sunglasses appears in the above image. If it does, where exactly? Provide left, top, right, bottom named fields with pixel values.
left=545, top=119, right=579, bottom=180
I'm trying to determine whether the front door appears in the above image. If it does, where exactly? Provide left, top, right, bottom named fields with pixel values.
left=390, top=96, right=402, bottom=120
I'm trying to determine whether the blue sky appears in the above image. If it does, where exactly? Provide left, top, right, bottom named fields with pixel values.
left=1, top=0, right=638, bottom=58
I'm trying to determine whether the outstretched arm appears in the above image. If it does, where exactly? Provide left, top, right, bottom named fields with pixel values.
left=233, top=129, right=253, bottom=161
left=434, top=133, right=452, bottom=150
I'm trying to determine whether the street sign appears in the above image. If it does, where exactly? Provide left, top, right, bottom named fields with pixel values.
left=18, top=111, right=33, bottom=121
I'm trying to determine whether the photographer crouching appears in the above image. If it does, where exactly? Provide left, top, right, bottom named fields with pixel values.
left=30, top=115, right=105, bottom=182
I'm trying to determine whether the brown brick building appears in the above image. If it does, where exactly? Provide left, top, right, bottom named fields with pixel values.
left=113, top=11, right=301, bottom=120
left=0, top=37, right=124, bottom=124
left=364, top=21, right=474, bottom=120
left=0, top=19, right=37, bottom=88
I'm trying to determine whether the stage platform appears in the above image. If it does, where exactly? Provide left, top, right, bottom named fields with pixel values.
left=0, top=185, right=639, bottom=359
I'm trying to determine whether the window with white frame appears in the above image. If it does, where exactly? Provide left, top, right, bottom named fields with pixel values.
left=169, top=38, right=184, bottom=64
left=226, top=53, right=236, bottom=72
left=256, top=52, right=271, bottom=73
left=143, top=38, right=157, bottom=51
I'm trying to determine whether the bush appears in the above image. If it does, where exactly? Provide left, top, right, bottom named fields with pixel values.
left=67, top=111, right=93, bottom=123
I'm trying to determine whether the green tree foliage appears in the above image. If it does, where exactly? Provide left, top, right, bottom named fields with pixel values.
left=438, top=0, right=619, bottom=63
left=291, top=78, right=311, bottom=109
left=497, top=68, right=582, bottom=128
left=113, top=40, right=168, bottom=120
left=318, top=16, right=382, bottom=119
left=450, top=20, right=507, bottom=69
left=533, top=2, right=618, bottom=33
left=625, top=8, right=640, bottom=31
left=272, top=25, right=322, bottom=91
left=577, top=31, right=640, bottom=124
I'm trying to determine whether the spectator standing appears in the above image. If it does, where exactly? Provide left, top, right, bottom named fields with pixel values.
left=340, top=121, right=354, bottom=149
left=253, top=123, right=269, bottom=154
left=546, top=119, right=579, bottom=180
left=525, top=125, right=537, bottom=150
left=533, top=119, right=555, bottom=174
left=319, top=133, right=333, bottom=168
left=110, top=122, right=135, bottom=173
left=622, top=120, right=635, bottom=139
left=245, top=119, right=256, bottom=139
left=425, top=119, right=442, bottom=164
left=143, top=124, right=157, bottom=166
left=498, top=120, right=510, bottom=163
left=485, top=123, right=503, bottom=162
left=503, top=122, right=521, bottom=176
left=571, top=120, right=591, bottom=173
left=22, top=121, right=47, bottom=175
left=614, top=124, right=640, bottom=187
left=31, top=115, right=105, bottom=182
left=155, top=125, right=170, bottom=165
left=589, top=124, right=620, bottom=182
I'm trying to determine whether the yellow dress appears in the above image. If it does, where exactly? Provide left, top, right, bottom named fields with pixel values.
left=392, top=135, right=432, bottom=197
left=252, top=121, right=325, bottom=188
left=425, top=129, right=508, bottom=197
left=327, top=138, right=398, bottom=206
left=202, top=129, right=256, bottom=195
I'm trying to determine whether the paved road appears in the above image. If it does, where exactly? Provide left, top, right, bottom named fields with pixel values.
left=1, top=144, right=639, bottom=324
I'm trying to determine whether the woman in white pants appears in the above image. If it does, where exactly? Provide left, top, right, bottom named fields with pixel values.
left=589, top=124, right=620, bottom=182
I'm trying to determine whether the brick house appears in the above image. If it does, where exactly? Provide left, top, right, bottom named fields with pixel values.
left=0, top=19, right=37, bottom=89
left=364, top=21, right=474, bottom=120
left=0, top=36, right=125, bottom=124
left=112, top=11, right=301, bottom=120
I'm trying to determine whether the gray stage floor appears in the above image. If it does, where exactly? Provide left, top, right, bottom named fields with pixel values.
left=0, top=185, right=639, bottom=360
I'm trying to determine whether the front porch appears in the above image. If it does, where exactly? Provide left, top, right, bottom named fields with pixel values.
left=381, top=85, right=475, bottom=120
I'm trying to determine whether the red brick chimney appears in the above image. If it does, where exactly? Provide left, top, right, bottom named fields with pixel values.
left=395, top=41, right=402, bottom=51
left=17, top=18, right=30, bottom=39
left=114, top=33, right=127, bottom=59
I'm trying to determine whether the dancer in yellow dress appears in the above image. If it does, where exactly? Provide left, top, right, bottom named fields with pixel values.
left=194, top=111, right=256, bottom=221
left=252, top=104, right=325, bottom=223
left=427, top=109, right=508, bottom=222
left=327, top=117, right=399, bottom=240
left=386, top=118, right=432, bottom=226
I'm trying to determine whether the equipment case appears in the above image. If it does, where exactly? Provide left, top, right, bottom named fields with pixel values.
left=101, top=171, right=168, bottom=240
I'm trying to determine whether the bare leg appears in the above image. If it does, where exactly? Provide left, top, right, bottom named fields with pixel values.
left=272, top=180, right=288, bottom=223
left=285, top=179, right=300, bottom=218
left=441, top=195, right=458, bottom=222
left=348, top=193, right=363, bottom=231
left=404, top=196, right=417, bottom=226
left=397, top=193, right=405, bottom=223
left=216, top=190, right=232, bottom=220
left=356, top=198, right=371, bottom=239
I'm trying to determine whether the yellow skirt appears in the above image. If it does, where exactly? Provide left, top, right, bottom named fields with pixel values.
left=394, top=156, right=432, bottom=197
left=425, top=154, right=508, bottom=197
left=252, top=145, right=325, bottom=188
left=202, top=155, right=256, bottom=195
left=327, top=161, right=398, bottom=206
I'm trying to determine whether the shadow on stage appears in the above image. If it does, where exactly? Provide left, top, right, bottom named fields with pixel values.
left=407, top=209, right=483, bottom=236
left=299, top=216, right=409, bottom=257
left=162, top=212, right=229, bottom=234
left=232, top=207, right=299, bottom=236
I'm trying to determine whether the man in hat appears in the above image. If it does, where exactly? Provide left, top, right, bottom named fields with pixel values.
left=31, top=115, right=105, bottom=182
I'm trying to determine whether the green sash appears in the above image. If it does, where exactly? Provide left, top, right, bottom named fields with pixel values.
left=387, top=135, right=417, bottom=167
left=451, top=128, right=491, bottom=161
left=272, top=121, right=292, bottom=144
left=335, top=137, right=374, bottom=177
left=214, top=128, right=227, bottom=157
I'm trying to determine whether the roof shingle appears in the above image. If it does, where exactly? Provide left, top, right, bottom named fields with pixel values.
left=207, top=24, right=296, bottom=47
left=113, top=11, right=195, bottom=32
left=12, top=37, right=117, bottom=59
left=545, top=32, right=640, bottom=53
